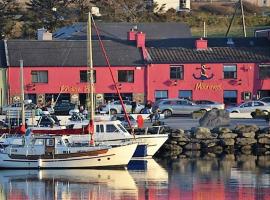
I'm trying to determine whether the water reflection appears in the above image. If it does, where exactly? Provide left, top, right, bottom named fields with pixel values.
left=0, top=156, right=270, bottom=200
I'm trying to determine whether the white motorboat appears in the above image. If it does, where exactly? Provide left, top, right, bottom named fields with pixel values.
left=65, top=119, right=168, bottom=157
left=0, top=132, right=137, bottom=169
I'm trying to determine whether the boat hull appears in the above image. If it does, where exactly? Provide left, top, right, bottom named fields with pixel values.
left=0, top=143, right=138, bottom=169
left=135, top=134, right=168, bottom=156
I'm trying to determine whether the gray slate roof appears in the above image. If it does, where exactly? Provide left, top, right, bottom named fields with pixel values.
left=0, top=41, right=7, bottom=67
left=7, top=40, right=143, bottom=67
left=53, top=22, right=191, bottom=40
left=146, top=37, right=270, bottom=64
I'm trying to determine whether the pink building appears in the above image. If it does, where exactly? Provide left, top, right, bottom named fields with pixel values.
left=4, top=23, right=270, bottom=107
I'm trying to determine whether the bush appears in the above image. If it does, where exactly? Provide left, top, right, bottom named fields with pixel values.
left=199, top=4, right=234, bottom=15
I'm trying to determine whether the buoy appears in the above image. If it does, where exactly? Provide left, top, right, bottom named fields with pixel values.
left=137, top=115, right=144, bottom=128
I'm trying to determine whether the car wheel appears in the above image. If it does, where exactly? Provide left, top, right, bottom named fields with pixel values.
left=162, top=110, right=172, bottom=118
left=110, top=109, right=117, bottom=115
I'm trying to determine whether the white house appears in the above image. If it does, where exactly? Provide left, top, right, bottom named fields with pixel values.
left=148, top=0, right=191, bottom=12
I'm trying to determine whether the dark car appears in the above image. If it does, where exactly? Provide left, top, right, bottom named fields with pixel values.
left=52, top=102, right=76, bottom=115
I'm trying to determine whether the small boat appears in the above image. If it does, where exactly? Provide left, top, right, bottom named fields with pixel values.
left=0, top=131, right=138, bottom=169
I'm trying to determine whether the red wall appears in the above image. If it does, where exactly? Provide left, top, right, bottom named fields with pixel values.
left=7, top=62, right=270, bottom=105
left=147, top=63, right=270, bottom=104
left=8, top=66, right=145, bottom=97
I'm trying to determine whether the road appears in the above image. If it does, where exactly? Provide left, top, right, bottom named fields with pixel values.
left=145, top=116, right=270, bottom=131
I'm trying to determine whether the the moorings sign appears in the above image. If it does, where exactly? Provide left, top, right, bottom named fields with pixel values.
left=194, top=82, right=222, bottom=91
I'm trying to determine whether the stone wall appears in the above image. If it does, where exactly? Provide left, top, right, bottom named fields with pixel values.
left=154, top=125, right=270, bottom=159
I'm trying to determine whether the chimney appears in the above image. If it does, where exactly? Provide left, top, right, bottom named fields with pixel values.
left=136, top=32, right=146, bottom=48
left=127, top=29, right=137, bottom=41
left=195, top=38, right=208, bottom=50
left=37, top=28, right=52, bottom=40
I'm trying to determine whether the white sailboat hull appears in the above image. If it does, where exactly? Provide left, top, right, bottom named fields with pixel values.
left=69, top=133, right=168, bottom=157
left=0, top=143, right=138, bottom=169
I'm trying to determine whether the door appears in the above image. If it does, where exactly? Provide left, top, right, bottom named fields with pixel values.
left=45, top=138, right=55, bottom=156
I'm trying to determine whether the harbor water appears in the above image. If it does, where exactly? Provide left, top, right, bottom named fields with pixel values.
left=0, top=157, right=270, bottom=200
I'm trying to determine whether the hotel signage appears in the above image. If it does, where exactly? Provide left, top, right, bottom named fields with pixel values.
left=194, top=82, right=222, bottom=91
left=60, top=85, right=92, bottom=93
left=193, top=64, right=214, bottom=80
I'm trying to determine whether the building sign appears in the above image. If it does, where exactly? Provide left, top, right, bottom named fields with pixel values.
left=193, top=64, right=214, bottom=80
left=60, top=85, right=93, bottom=93
left=194, top=82, right=222, bottom=91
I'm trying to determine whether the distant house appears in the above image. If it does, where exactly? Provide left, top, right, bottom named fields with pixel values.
left=147, top=0, right=191, bottom=12
left=192, top=0, right=270, bottom=7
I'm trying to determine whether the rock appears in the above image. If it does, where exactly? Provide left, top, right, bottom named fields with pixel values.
left=257, top=133, right=270, bottom=139
left=239, top=132, right=255, bottom=138
left=236, top=138, right=257, bottom=146
left=218, top=132, right=237, bottom=139
left=199, top=109, right=230, bottom=128
left=258, top=138, right=270, bottom=144
left=213, top=127, right=232, bottom=133
left=175, top=136, right=190, bottom=142
left=178, top=142, right=188, bottom=146
left=201, top=139, right=219, bottom=148
left=170, top=140, right=178, bottom=145
left=234, top=124, right=259, bottom=133
left=220, top=138, right=235, bottom=146
left=193, top=127, right=212, bottom=139
left=265, top=145, right=270, bottom=149
left=184, top=143, right=201, bottom=150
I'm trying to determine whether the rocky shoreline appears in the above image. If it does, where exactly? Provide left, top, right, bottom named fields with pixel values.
left=152, top=124, right=270, bottom=158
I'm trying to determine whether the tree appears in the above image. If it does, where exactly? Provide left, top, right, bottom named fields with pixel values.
left=71, top=0, right=97, bottom=22
left=0, top=0, right=19, bottom=39
left=25, top=0, right=73, bottom=33
left=95, top=0, right=164, bottom=22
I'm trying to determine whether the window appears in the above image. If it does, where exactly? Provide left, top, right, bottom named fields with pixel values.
left=254, top=101, right=264, bottom=106
left=155, top=90, right=168, bottom=101
left=178, top=90, right=192, bottom=100
left=223, top=65, right=237, bottom=79
left=106, top=124, right=119, bottom=132
left=224, top=90, right=237, bottom=105
left=118, top=70, right=134, bottom=83
left=241, top=91, right=252, bottom=100
left=31, top=71, right=48, bottom=83
left=170, top=66, right=184, bottom=80
left=259, top=64, right=270, bottom=79
left=80, top=70, right=96, bottom=83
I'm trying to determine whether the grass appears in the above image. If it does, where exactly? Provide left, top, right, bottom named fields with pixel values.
left=191, top=25, right=270, bottom=38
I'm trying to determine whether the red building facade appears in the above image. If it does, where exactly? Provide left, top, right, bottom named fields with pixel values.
left=5, top=26, right=270, bottom=107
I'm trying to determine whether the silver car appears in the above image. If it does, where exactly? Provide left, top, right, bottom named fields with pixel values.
left=259, top=97, right=270, bottom=104
left=153, top=98, right=212, bottom=117
left=226, top=100, right=270, bottom=114
left=100, top=100, right=144, bottom=115
left=194, top=100, right=225, bottom=110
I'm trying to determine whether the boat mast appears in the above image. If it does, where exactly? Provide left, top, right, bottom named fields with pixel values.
left=87, top=12, right=95, bottom=145
left=20, top=59, right=26, bottom=133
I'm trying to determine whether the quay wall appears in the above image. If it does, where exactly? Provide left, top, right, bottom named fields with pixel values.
left=153, top=125, right=270, bottom=158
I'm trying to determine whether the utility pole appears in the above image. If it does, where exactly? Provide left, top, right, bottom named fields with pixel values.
left=226, top=0, right=246, bottom=37
left=240, top=0, right=247, bottom=37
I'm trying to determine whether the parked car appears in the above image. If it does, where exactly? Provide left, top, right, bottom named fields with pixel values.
left=111, top=114, right=138, bottom=129
left=194, top=100, right=225, bottom=110
left=100, top=100, right=144, bottom=115
left=2, top=101, right=37, bottom=118
left=226, top=100, right=270, bottom=114
left=52, top=102, right=76, bottom=115
left=259, top=97, right=270, bottom=104
left=152, top=98, right=212, bottom=117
